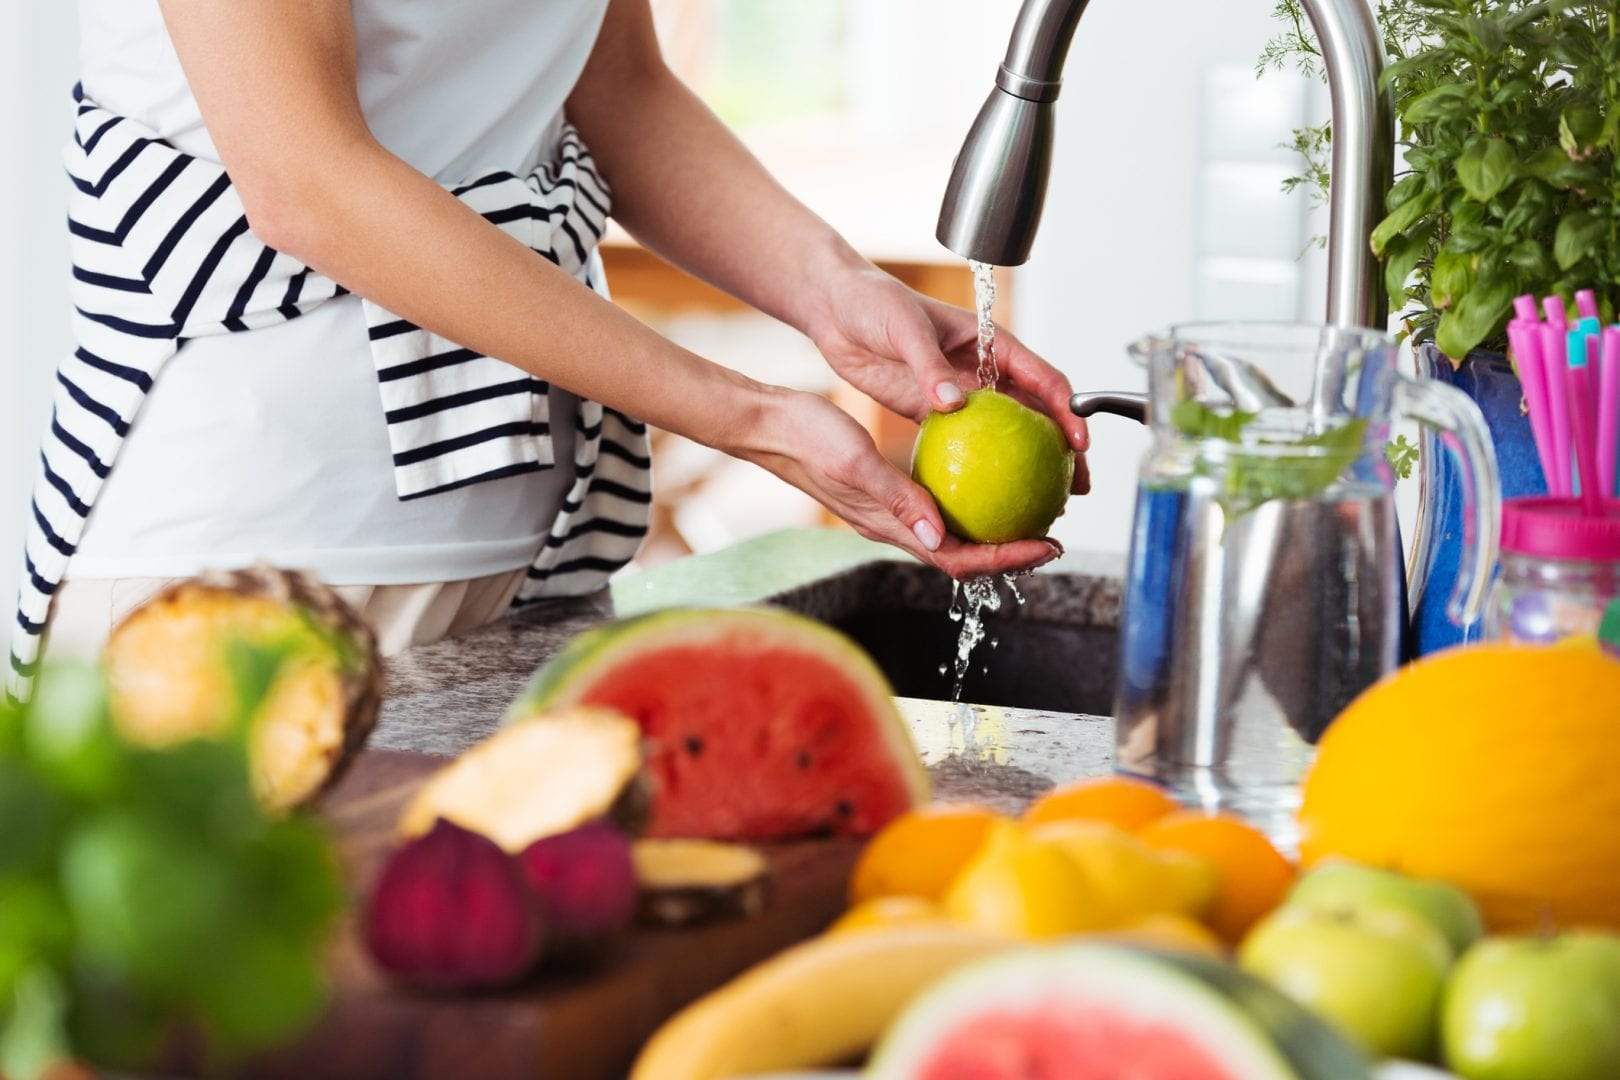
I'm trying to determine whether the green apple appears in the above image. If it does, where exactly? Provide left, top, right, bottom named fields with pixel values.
left=1290, top=859, right=1484, bottom=955
left=1442, top=933, right=1620, bottom=1080
left=1240, top=904, right=1452, bottom=1060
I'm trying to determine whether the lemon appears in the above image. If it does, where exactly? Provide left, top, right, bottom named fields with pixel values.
left=911, top=389, right=1075, bottom=543
left=942, top=823, right=1109, bottom=938
left=829, top=896, right=951, bottom=937
left=1028, top=820, right=1219, bottom=924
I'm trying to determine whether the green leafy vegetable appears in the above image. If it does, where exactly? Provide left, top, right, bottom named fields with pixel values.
left=0, top=647, right=344, bottom=1078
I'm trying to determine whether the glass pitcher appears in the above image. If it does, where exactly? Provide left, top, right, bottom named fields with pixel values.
left=1074, top=322, right=1500, bottom=845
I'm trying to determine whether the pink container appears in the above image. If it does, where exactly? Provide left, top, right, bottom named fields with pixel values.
left=1486, top=496, right=1620, bottom=644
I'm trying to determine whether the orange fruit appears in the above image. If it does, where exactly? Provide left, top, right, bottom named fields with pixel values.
left=1023, top=776, right=1180, bottom=832
left=1136, top=811, right=1295, bottom=943
left=1299, top=643, right=1620, bottom=932
left=849, top=805, right=1005, bottom=904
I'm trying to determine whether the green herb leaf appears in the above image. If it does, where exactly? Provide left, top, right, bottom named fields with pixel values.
left=1457, top=137, right=1517, bottom=202
left=1559, top=103, right=1605, bottom=154
left=1431, top=249, right=1476, bottom=310
left=1171, top=400, right=1257, bottom=441
left=1401, top=83, right=1473, bottom=124
left=1371, top=189, right=1439, bottom=256
left=1385, top=434, right=1421, bottom=480
left=1384, top=233, right=1427, bottom=307
left=1555, top=209, right=1607, bottom=270
left=1437, top=273, right=1517, bottom=358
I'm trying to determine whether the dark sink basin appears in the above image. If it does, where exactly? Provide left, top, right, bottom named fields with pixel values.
left=767, top=561, right=1121, bottom=716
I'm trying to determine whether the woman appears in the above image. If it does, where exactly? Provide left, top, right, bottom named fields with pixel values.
left=12, top=0, right=1089, bottom=696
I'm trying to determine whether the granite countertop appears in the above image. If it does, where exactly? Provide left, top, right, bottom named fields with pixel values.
left=372, top=528, right=1124, bottom=810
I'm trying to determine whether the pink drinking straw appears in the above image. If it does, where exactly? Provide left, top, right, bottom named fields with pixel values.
left=1540, top=323, right=1574, bottom=495
left=1601, top=328, right=1620, bottom=498
left=1514, top=293, right=1540, bottom=323
left=1545, top=294, right=1569, bottom=327
left=1577, top=288, right=1601, bottom=321
left=1567, top=360, right=1603, bottom=516
left=1510, top=322, right=1558, bottom=491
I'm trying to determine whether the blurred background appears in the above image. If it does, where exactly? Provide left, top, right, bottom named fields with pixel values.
left=1, top=0, right=1326, bottom=651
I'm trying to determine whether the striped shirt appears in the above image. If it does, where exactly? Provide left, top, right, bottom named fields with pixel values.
left=8, top=87, right=651, bottom=701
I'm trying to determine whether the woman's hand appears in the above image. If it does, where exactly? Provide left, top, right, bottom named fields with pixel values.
left=738, top=389, right=1063, bottom=579
left=806, top=265, right=1091, bottom=495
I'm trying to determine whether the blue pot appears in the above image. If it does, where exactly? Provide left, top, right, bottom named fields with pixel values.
left=1409, top=343, right=1546, bottom=655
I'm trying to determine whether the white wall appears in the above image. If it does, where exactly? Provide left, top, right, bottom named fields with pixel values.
left=1016, top=2, right=1324, bottom=556
left=2, top=5, right=78, bottom=661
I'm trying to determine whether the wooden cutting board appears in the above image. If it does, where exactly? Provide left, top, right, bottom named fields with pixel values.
left=243, top=750, right=863, bottom=1080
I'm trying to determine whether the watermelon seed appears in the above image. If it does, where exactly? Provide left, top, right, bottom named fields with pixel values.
left=684, top=736, right=705, bottom=757
left=795, top=751, right=811, bottom=770
left=835, top=799, right=854, bottom=818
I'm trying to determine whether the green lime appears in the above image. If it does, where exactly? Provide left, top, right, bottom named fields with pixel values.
left=911, top=389, right=1074, bottom=543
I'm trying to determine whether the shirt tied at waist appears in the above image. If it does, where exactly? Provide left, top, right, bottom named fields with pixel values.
left=8, top=86, right=652, bottom=701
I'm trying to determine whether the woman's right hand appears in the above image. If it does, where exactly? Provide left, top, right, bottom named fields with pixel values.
left=740, top=389, right=1062, bottom=579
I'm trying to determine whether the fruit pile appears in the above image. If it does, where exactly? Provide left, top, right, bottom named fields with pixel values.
left=1241, top=862, right=1620, bottom=1080
left=837, top=776, right=1293, bottom=952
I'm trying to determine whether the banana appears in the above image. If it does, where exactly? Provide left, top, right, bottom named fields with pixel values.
left=629, top=926, right=1017, bottom=1080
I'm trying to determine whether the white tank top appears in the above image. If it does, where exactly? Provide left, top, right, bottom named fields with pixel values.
left=69, top=0, right=610, bottom=584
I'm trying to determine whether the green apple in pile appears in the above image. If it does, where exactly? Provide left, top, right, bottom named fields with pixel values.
left=1239, top=903, right=1453, bottom=1060
left=1441, top=932, right=1620, bottom=1080
left=1287, top=860, right=1484, bottom=956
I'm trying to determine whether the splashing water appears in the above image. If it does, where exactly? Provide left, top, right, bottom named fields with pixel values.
left=970, top=260, right=1000, bottom=389
left=944, top=574, right=1027, bottom=702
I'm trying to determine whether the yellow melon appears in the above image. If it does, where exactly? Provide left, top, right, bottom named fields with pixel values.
left=1299, top=642, right=1620, bottom=932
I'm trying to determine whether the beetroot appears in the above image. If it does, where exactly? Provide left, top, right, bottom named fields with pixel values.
left=517, top=821, right=637, bottom=948
left=365, top=819, right=543, bottom=990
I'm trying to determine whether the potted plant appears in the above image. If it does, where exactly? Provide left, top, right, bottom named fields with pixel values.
left=1261, top=0, right=1617, bottom=648
left=1264, top=0, right=1620, bottom=357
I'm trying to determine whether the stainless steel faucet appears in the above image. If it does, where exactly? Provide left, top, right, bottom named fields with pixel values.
left=937, top=0, right=1394, bottom=327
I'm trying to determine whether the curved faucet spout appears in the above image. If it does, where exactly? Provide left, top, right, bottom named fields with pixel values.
left=937, top=0, right=1393, bottom=328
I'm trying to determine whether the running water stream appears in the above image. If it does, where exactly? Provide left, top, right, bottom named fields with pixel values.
left=970, top=259, right=1000, bottom=389
left=940, top=262, right=1018, bottom=704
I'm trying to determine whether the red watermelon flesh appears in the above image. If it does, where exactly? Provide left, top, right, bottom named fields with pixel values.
left=915, top=1007, right=1241, bottom=1080
left=870, top=945, right=1371, bottom=1080
left=513, top=609, right=929, bottom=842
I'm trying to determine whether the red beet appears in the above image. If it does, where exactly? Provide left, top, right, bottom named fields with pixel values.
left=516, top=821, right=637, bottom=947
left=365, top=819, right=544, bottom=989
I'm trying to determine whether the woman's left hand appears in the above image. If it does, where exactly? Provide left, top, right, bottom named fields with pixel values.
left=807, top=265, right=1091, bottom=494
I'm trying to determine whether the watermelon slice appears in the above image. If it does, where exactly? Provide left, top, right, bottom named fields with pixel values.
left=870, top=944, right=1372, bottom=1080
left=511, top=608, right=929, bottom=842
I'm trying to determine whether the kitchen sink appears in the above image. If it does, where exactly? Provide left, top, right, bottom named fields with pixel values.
left=766, top=560, right=1121, bottom=716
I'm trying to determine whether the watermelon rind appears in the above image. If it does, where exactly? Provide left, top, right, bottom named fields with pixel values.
left=508, top=607, right=929, bottom=809
left=867, top=944, right=1372, bottom=1080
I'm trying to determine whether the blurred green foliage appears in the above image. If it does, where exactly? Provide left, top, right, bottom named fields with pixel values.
left=0, top=644, right=344, bottom=1078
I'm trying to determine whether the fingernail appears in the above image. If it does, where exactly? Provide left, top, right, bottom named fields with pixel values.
left=936, top=382, right=964, bottom=406
left=1041, top=538, right=1064, bottom=564
left=913, top=520, right=942, bottom=551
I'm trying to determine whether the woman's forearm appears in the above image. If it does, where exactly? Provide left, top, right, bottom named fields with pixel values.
left=265, top=141, right=784, bottom=455
left=567, top=1, right=867, bottom=345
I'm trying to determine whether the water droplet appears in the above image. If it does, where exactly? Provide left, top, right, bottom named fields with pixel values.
left=989, top=637, right=999, bottom=649
left=937, top=663, right=949, bottom=677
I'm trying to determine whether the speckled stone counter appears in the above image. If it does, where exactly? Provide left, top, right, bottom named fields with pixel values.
left=373, top=530, right=1124, bottom=809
